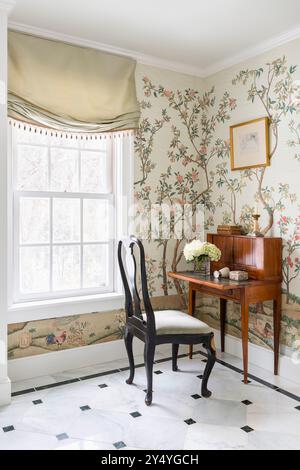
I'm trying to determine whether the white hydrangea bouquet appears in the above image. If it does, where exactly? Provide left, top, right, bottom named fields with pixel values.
left=183, top=240, right=221, bottom=276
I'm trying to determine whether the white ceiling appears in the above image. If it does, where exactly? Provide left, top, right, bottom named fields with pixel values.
left=8, top=0, right=300, bottom=77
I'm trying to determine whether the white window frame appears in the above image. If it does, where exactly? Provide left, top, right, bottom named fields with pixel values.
left=8, top=125, right=133, bottom=321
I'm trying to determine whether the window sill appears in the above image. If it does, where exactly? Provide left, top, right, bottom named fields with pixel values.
left=8, top=292, right=125, bottom=324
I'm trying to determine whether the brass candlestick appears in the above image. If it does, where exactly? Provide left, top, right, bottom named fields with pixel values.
left=248, top=214, right=264, bottom=237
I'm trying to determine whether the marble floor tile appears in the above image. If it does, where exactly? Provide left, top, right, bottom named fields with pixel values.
left=1, top=353, right=299, bottom=450
left=247, top=430, right=300, bottom=450
left=63, top=408, right=187, bottom=450
left=184, top=423, right=248, bottom=450
left=247, top=402, right=300, bottom=436
left=0, top=429, right=79, bottom=450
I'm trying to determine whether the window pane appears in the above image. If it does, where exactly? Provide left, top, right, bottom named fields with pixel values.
left=83, top=244, right=108, bottom=288
left=20, top=198, right=50, bottom=244
left=53, top=245, right=80, bottom=291
left=46, top=134, right=80, bottom=149
left=20, top=246, right=50, bottom=294
left=17, top=145, right=48, bottom=190
left=83, top=199, right=109, bottom=242
left=80, top=138, right=107, bottom=151
left=81, top=151, right=108, bottom=193
left=16, top=128, right=48, bottom=146
left=50, top=148, right=79, bottom=192
left=53, top=198, right=80, bottom=242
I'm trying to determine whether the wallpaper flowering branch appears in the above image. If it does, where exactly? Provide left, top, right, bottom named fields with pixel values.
left=134, top=55, right=300, bottom=356
left=8, top=49, right=300, bottom=360
left=206, top=55, right=300, bottom=354
left=134, top=78, right=236, bottom=305
left=231, top=57, right=300, bottom=235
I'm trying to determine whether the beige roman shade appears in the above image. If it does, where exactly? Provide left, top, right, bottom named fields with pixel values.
left=8, top=31, right=140, bottom=133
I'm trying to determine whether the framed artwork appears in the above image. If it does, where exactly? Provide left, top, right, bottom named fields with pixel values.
left=230, top=117, right=270, bottom=171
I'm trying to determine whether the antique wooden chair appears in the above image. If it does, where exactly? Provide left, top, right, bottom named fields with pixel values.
left=118, top=236, right=216, bottom=406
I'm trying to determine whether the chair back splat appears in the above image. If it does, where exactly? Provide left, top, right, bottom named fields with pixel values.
left=118, top=236, right=155, bottom=336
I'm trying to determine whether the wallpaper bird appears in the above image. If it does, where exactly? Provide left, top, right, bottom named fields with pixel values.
left=46, top=331, right=67, bottom=346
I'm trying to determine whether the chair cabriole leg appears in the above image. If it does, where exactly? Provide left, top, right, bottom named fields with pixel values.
left=124, top=326, right=135, bottom=385
left=144, top=341, right=155, bottom=406
left=172, top=343, right=179, bottom=371
left=201, top=334, right=216, bottom=398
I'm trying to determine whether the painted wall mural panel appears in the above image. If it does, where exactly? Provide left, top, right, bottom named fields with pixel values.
left=8, top=310, right=125, bottom=359
left=8, top=41, right=300, bottom=360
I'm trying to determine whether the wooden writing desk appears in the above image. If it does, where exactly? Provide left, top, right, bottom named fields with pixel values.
left=168, top=234, right=282, bottom=384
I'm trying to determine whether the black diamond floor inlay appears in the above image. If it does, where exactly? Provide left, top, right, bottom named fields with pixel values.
left=113, top=441, right=126, bottom=449
left=197, top=374, right=203, bottom=379
left=154, top=370, right=163, bottom=375
left=130, top=411, right=142, bottom=418
left=56, top=433, right=69, bottom=441
left=191, top=394, right=201, bottom=400
left=98, top=384, right=108, bottom=389
left=241, top=426, right=254, bottom=433
left=32, top=399, right=43, bottom=405
left=241, top=400, right=253, bottom=406
left=184, top=418, right=196, bottom=425
left=2, top=425, right=14, bottom=433
left=80, top=405, right=91, bottom=411
left=295, top=406, right=300, bottom=411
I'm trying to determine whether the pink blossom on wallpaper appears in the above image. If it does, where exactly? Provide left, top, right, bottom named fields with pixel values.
left=187, top=89, right=197, bottom=98
left=229, top=98, right=237, bottom=110
left=164, top=89, right=173, bottom=98
left=191, top=171, right=199, bottom=182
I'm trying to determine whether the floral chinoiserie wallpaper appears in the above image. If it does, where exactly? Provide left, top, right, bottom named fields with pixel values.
left=8, top=38, right=300, bottom=361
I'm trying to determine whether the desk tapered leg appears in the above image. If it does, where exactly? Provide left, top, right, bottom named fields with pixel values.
left=220, top=299, right=227, bottom=353
left=273, top=290, right=282, bottom=375
left=241, top=292, right=249, bottom=384
left=188, top=286, right=196, bottom=359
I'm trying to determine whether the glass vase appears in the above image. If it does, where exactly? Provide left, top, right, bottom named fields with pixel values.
left=194, top=256, right=211, bottom=277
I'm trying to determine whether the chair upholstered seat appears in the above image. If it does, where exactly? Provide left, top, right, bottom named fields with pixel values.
left=143, top=310, right=212, bottom=336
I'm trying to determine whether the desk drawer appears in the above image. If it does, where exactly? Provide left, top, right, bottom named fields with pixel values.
left=191, top=283, right=241, bottom=302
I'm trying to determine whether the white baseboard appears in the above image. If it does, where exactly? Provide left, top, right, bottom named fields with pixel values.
left=8, top=339, right=175, bottom=382
left=0, top=377, right=11, bottom=406
left=8, top=339, right=142, bottom=382
left=212, top=329, right=300, bottom=386
left=8, top=330, right=299, bottom=386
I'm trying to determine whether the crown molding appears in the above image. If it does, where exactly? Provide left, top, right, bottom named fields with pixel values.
left=0, top=0, right=15, bottom=14
left=8, top=21, right=205, bottom=78
left=7, top=20, right=300, bottom=80
left=202, top=23, right=300, bottom=77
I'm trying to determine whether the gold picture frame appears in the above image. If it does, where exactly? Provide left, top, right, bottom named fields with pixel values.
left=230, top=117, right=270, bottom=171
